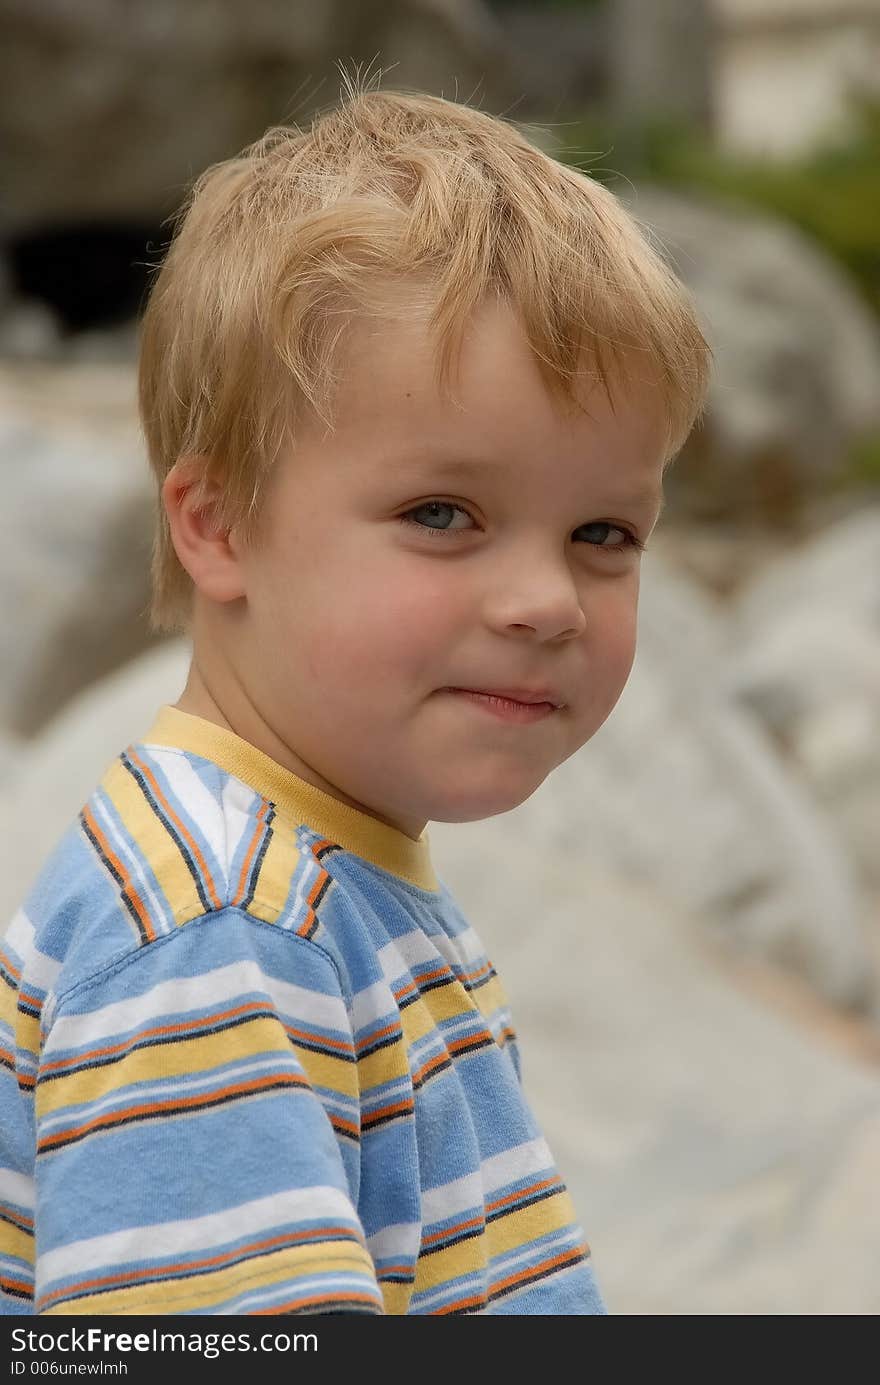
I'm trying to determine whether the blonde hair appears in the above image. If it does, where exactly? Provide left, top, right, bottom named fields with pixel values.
left=139, top=71, right=712, bottom=635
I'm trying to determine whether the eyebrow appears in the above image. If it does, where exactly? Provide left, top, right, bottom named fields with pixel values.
left=400, top=454, right=666, bottom=518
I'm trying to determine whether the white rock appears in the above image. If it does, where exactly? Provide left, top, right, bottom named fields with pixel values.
left=431, top=839, right=880, bottom=1314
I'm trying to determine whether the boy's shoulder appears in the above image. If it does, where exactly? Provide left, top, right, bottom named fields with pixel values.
left=4, top=732, right=339, bottom=1013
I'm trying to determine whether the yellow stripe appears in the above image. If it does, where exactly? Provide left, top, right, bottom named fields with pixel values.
left=485, top=1189, right=579, bottom=1258
left=292, top=1044, right=358, bottom=1102
left=380, top=1280, right=413, bottom=1315
left=42, top=1240, right=378, bottom=1315
left=15, top=1009, right=39, bottom=1064
left=0, top=980, right=18, bottom=1034
left=236, top=823, right=304, bottom=924
left=0, top=1220, right=34, bottom=1268
left=415, top=982, right=482, bottom=1028
left=412, top=1231, right=485, bottom=1295
left=36, top=1017, right=295, bottom=1119
left=356, top=1035, right=409, bottom=1093
left=99, top=759, right=210, bottom=928
left=470, top=974, right=509, bottom=1023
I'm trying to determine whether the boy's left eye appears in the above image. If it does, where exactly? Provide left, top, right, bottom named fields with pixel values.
left=398, top=500, right=643, bottom=553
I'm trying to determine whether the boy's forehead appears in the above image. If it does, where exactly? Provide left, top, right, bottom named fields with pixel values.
left=328, top=298, right=666, bottom=440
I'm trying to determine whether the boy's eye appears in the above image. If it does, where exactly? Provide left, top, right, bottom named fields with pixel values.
left=398, top=501, right=644, bottom=554
left=399, top=500, right=473, bottom=534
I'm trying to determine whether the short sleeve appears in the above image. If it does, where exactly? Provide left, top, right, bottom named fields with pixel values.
left=32, top=907, right=383, bottom=1315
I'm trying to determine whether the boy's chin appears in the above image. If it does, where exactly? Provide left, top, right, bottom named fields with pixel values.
left=424, top=776, right=552, bottom=825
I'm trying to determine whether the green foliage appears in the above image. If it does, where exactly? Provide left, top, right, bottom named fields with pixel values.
left=844, top=432, right=880, bottom=487
left=556, top=96, right=880, bottom=314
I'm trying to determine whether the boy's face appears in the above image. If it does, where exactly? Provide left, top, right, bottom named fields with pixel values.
left=170, top=296, right=668, bottom=840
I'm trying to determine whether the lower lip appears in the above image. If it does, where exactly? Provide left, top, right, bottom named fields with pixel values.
left=443, top=688, right=559, bottom=722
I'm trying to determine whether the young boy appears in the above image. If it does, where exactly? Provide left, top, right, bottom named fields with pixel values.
left=0, top=80, right=710, bottom=1315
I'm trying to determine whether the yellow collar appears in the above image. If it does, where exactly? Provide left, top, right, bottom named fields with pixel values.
left=142, top=704, right=438, bottom=893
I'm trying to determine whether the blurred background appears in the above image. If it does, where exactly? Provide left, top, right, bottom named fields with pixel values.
left=1, top=0, right=879, bottom=1314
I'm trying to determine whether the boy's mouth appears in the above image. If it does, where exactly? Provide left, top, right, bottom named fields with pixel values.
left=443, top=684, right=565, bottom=709
left=441, top=688, right=563, bottom=721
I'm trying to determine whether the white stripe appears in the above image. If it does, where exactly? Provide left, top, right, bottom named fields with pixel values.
left=38, top=1185, right=360, bottom=1284
left=3, top=908, right=62, bottom=993
left=230, top=1270, right=381, bottom=1315
left=419, top=1137, right=555, bottom=1227
left=366, top=1221, right=421, bottom=1263
left=221, top=777, right=261, bottom=876
left=287, top=835, right=322, bottom=932
left=145, top=747, right=228, bottom=878
left=350, top=980, right=398, bottom=1034
left=431, top=925, right=486, bottom=970
left=421, top=1170, right=483, bottom=1225
left=0, top=1168, right=34, bottom=1210
left=481, top=1136, right=556, bottom=1195
left=376, top=931, right=443, bottom=985
left=44, top=958, right=349, bottom=1056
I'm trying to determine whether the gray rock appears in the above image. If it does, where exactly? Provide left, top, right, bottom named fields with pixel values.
left=0, top=639, right=191, bottom=926
left=724, top=506, right=880, bottom=889
left=0, top=0, right=514, bottom=233
left=618, top=185, right=880, bottom=520
left=0, top=363, right=158, bottom=738
left=431, top=840, right=880, bottom=1314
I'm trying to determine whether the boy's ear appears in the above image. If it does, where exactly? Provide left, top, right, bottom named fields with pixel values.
left=162, top=455, right=247, bottom=605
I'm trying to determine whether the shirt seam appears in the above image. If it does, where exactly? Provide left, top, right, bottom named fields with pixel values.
left=44, top=904, right=349, bottom=1024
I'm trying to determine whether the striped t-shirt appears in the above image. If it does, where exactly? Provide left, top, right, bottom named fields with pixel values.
left=0, top=704, right=606, bottom=1315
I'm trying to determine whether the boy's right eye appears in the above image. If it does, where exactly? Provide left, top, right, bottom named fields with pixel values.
left=398, top=500, right=476, bottom=537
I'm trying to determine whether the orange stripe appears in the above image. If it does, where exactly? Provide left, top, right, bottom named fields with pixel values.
left=296, top=854, right=331, bottom=938
left=491, top=1245, right=584, bottom=1298
left=447, top=1031, right=492, bottom=1057
left=40, top=1000, right=276, bottom=1075
left=413, top=966, right=452, bottom=987
left=0, top=1277, right=33, bottom=1296
left=39, top=1072, right=309, bottom=1151
left=0, top=950, right=21, bottom=982
left=411, top=1051, right=450, bottom=1086
left=127, top=748, right=223, bottom=914
left=421, top=1213, right=484, bottom=1248
left=362, top=1098, right=413, bottom=1127
left=433, top=1291, right=487, bottom=1314
left=284, top=1023, right=353, bottom=1057
left=82, top=805, right=156, bottom=944
left=356, top=1020, right=400, bottom=1052
left=461, top=961, right=494, bottom=983
left=38, top=1224, right=362, bottom=1309
left=329, top=1113, right=360, bottom=1140
left=0, top=1204, right=34, bottom=1230
left=485, top=1176, right=560, bottom=1215
left=232, top=800, right=272, bottom=907
left=17, top=989, right=43, bottom=1012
